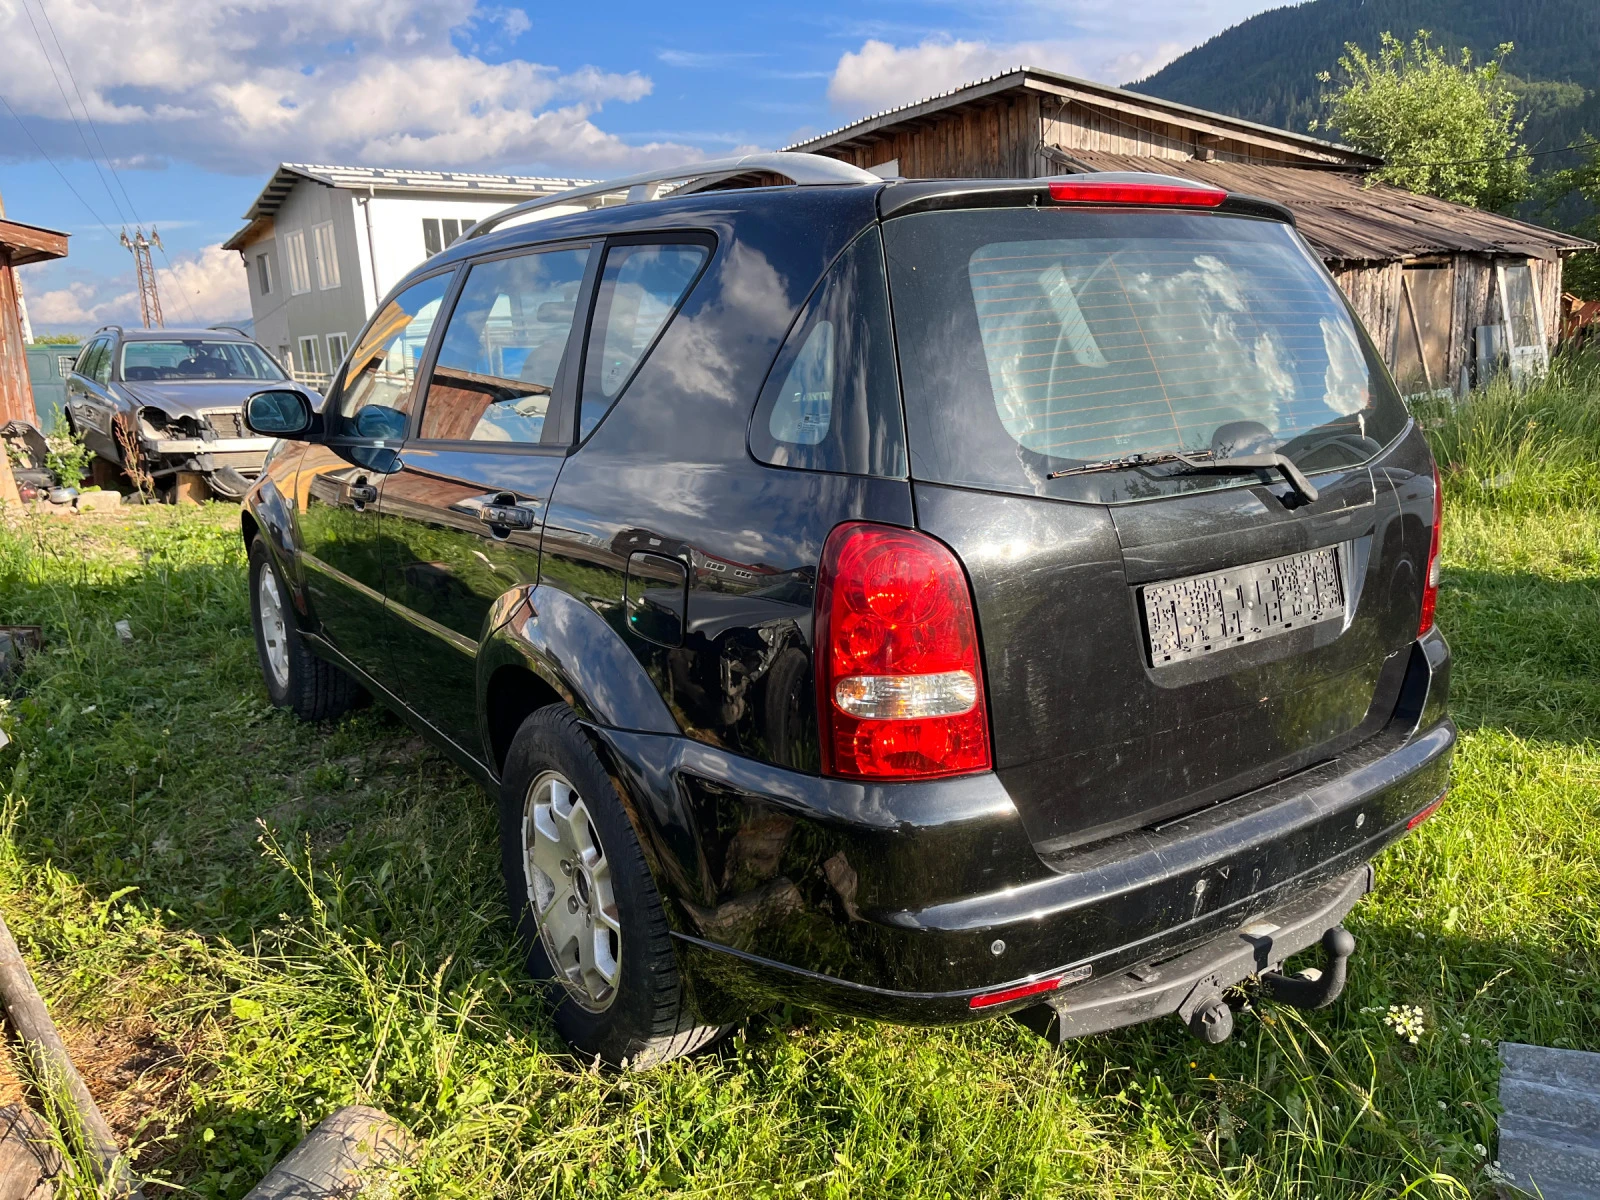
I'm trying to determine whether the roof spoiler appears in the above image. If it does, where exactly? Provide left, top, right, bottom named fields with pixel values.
left=876, top=172, right=1297, bottom=226
left=464, top=152, right=880, bottom=241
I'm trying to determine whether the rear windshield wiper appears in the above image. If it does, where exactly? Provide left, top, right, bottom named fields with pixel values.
left=1049, top=450, right=1319, bottom=504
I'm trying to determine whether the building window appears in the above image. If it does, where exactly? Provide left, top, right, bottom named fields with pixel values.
left=255, top=252, right=272, bottom=295
left=284, top=230, right=311, bottom=295
left=326, top=332, right=349, bottom=370
left=297, top=335, right=322, bottom=375
left=422, top=217, right=467, bottom=258
left=312, top=221, right=340, bottom=290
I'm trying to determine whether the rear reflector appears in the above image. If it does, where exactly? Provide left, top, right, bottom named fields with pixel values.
left=1048, top=180, right=1227, bottom=207
left=968, top=976, right=1067, bottom=1010
left=1407, top=791, right=1447, bottom=831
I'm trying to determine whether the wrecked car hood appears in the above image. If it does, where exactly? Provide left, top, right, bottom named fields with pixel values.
left=119, top=380, right=284, bottom=416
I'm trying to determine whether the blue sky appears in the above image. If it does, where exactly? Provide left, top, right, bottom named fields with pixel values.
left=0, top=0, right=1286, bottom=334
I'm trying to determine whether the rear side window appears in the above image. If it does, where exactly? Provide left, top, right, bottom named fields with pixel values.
left=884, top=209, right=1407, bottom=502
left=750, top=227, right=906, bottom=478
left=579, top=241, right=708, bottom=439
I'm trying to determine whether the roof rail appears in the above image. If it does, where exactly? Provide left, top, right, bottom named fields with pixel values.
left=92, top=324, right=123, bottom=335
left=465, top=152, right=880, bottom=241
left=207, top=324, right=250, bottom=337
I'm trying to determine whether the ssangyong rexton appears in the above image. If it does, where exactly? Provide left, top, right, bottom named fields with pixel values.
left=238, top=155, right=1452, bottom=1066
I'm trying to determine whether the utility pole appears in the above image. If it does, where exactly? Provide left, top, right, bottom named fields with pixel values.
left=119, top=226, right=164, bottom=329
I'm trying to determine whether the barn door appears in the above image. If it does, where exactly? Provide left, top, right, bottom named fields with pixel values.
left=1393, top=262, right=1453, bottom=396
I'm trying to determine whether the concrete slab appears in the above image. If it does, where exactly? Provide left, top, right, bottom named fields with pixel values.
left=1499, top=1042, right=1600, bottom=1200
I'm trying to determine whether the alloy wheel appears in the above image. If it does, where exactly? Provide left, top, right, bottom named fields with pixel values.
left=257, top=566, right=290, bottom=690
left=522, top=770, right=622, bottom=1012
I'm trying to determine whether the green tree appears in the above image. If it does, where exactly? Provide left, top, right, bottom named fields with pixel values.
left=1537, top=133, right=1600, bottom=299
left=27, top=333, right=81, bottom=345
left=1312, top=31, right=1530, bottom=211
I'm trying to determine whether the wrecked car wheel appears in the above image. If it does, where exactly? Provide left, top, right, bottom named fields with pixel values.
left=247, top=538, right=366, bottom=722
left=498, top=705, right=729, bottom=1068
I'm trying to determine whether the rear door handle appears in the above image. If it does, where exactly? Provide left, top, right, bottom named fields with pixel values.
left=348, top=483, right=378, bottom=508
left=477, top=495, right=538, bottom=532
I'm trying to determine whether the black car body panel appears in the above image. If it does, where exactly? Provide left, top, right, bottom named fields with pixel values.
left=241, top=169, right=1453, bottom=1039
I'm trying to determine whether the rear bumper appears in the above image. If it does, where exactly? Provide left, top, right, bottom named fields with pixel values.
left=593, top=633, right=1453, bottom=1025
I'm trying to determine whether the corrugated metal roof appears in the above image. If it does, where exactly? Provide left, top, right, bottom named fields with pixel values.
left=1070, top=152, right=1594, bottom=262
left=784, top=66, right=1376, bottom=165
left=224, top=162, right=601, bottom=251
left=237, top=162, right=598, bottom=222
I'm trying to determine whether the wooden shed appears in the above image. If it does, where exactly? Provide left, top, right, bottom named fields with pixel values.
left=0, top=205, right=69, bottom=426
left=789, top=67, right=1595, bottom=393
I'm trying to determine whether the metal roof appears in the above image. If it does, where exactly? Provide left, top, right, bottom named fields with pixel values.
left=1069, top=152, right=1595, bottom=262
left=785, top=66, right=1378, bottom=166
left=237, top=162, right=599, bottom=221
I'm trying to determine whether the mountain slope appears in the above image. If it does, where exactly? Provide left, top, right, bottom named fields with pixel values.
left=1128, top=0, right=1600, bottom=164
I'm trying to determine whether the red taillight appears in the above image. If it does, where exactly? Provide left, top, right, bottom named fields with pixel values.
left=815, top=522, right=991, bottom=780
left=1407, top=791, right=1447, bottom=831
left=1419, top=462, right=1443, bottom=636
left=1047, top=180, right=1227, bottom=207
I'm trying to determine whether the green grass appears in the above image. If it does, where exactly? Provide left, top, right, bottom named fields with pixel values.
left=1, top=360, right=1598, bottom=1197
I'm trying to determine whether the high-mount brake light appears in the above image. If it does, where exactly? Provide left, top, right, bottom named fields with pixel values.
left=815, top=522, right=992, bottom=781
left=1047, top=180, right=1227, bottom=207
left=1419, top=462, right=1443, bottom=636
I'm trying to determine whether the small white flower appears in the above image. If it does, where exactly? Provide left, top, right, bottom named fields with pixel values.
left=1474, top=1143, right=1487, bottom=1157
left=1383, top=1004, right=1427, bottom=1043
left=1437, top=1100, right=1447, bottom=1110
left=1460, top=1032, right=1472, bottom=1044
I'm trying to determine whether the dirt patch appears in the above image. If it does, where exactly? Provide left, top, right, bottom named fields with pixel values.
left=0, top=1015, right=191, bottom=1167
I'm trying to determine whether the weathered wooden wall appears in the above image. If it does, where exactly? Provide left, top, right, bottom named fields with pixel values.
left=823, top=94, right=1043, bottom=178
left=1333, top=251, right=1564, bottom=391
left=0, top=250, right=33, bottom=426
left=1040, top=98, right=1317, bottom=166
left=1331, top=262, right=1404, bottom=370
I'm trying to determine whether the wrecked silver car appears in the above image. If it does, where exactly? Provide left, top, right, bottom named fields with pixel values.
left=64, top=327, right=316, bottom=500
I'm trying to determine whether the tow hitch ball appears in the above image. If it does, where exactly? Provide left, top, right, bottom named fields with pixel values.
left=1185, top=926, right=1357, bottom=1044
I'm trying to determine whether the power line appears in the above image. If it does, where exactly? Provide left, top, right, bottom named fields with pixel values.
left=33, top=0, right=143, bottom=228
left=23, top=1, right=200, bottom=325
left=16, top=0, right=130, bottom=227
left=0, top=90, right=117, bottom=237
left=1404, top=139, right=1594, bottom=169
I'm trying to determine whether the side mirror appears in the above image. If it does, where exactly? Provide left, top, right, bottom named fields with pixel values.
left=353, top=405, right=408, bottom=441
left=244, top=389, right=314, bottom=438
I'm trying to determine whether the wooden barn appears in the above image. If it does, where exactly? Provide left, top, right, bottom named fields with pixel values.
left=788, top=67, right=1594, bottom=393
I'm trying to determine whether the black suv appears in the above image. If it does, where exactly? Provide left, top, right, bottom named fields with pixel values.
left=239, top=155, right=1452, bottom=1067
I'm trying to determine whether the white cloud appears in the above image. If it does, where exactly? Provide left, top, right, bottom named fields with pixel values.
left=828, top=38, right=1086, bottom=116
left=824, top=2, right=1287, bottom=119
left=24, top=244, right=248, bottom=330
left=0, top=0, right=693, bottom=174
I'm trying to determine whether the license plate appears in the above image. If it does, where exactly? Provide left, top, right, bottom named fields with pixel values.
left=1141, top=546, right=1345, bottom=664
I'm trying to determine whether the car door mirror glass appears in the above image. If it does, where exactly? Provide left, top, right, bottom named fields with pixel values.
left=354, top=404, right=408, bottom=441
left=244, top=389, right=313, bottom=437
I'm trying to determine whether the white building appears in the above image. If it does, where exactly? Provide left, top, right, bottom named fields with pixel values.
left=223, top=163, right=594, bottom=383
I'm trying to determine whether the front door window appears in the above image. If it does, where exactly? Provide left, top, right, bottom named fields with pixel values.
left=335, top=273, right=454, bottom=438
left=418, top=247, right=592, bottom=444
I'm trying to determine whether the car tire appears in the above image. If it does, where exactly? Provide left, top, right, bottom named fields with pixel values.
left=499, top=705, right=728, bottom=1068
left=247, top=537, right=365, bottom=722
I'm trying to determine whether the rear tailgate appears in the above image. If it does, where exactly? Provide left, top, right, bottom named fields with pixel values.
left=882, top=192, right=1435, bottom=851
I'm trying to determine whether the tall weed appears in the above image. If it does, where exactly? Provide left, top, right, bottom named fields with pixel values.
left=1415, top=350, right=1600, bottom=510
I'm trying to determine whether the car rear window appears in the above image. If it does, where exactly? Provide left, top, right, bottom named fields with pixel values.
left=883, top=208, right=1408, bottom=503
